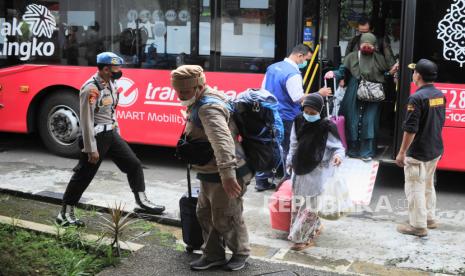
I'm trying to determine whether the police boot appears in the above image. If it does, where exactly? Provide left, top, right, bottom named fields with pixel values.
left=134, top=192, right=165, bottom=215
left=56, top=205, right=85, bottom=227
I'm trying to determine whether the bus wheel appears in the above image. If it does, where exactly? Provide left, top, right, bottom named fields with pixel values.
left=38, top=92, right=81, bottom=158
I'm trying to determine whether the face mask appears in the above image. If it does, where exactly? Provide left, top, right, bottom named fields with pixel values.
left=180, top=88, right=199, bottom=106
left=303, top=113, right=320, bottom=122
left=360, top=45, right=375, bottom=55
left=111, top=70, right=123, bottom=80
left=180, top=96, right=196, bottom=106
left=298, top=60, right=308, bottom=69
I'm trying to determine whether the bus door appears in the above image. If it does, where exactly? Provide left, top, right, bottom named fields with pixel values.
left=397, top=0, right=465, bottom=171
left=320, top=0, right=403, bottom=160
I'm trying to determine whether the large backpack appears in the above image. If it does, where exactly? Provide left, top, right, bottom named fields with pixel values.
left=190, top=88, right=284, bottom=173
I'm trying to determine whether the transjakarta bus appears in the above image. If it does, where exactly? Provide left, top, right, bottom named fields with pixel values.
left=0, top=0, right=464, bottom=171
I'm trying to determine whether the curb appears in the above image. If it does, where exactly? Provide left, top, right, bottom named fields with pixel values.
left=0, top=214, right=145, bottom=252
left=0, top=187, right=182, bottom=227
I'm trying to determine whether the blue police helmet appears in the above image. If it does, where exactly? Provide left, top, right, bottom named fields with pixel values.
left=96, top=52, right=124, bottom=66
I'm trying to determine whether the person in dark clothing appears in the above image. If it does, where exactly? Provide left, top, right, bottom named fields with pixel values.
left=396, top=59, right=446, bottom=237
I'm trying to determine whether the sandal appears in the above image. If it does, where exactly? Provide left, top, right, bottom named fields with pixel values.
left=315, top=224, right=324, bottom=237
left=290, top=240, right=316, bottom=251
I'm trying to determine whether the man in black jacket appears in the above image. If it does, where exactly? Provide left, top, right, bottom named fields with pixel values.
left=396, top=59, right=446, bottom=237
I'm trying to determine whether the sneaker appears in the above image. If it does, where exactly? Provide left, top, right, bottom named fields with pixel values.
left=361, top=156, right=373, bottom=162
left=190, top=255, right=227, bottom=271
left=56, top=205, right=85, bottom=227
left=427, top=219, right=438, bottom=229
left=134, top=192, right=165, bottom=215
left=396, top=223, right=427, bottom=237
left=223, top=255, right=248, bottom=271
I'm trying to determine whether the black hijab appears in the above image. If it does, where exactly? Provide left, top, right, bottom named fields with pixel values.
left=292, top=115, right=340, bottom=175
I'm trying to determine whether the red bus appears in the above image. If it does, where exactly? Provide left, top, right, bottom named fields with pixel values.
left=0, top=0, right=464, bottom=171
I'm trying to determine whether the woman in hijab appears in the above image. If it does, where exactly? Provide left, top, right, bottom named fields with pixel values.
left=286, top=93, right=345, bottom=251
left=325, top=33, right=398, bottom=161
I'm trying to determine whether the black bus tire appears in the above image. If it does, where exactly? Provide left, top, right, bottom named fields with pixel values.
left=38, top=91, right=81, bottom=158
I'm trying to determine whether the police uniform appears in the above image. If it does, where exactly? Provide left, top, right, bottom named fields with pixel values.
left=57, top=52, right=165, bottom=227
left=402, top=59, right=446, bottom=230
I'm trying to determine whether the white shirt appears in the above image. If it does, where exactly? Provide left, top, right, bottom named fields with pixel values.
left=261, top=58, right=305, bottom=102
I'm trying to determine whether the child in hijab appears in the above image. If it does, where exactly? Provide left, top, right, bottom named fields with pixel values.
left=286, top=93, right=345, bottom=251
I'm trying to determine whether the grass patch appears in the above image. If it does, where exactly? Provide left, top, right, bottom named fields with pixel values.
left=74, top=206, right=99, bottom=220
left=0, top=223, right=121, bottom=276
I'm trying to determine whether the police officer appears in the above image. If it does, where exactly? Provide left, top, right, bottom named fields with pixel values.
left=396, top=59, right=446, bottom=237
left=56, top=52, right=165, bottom=227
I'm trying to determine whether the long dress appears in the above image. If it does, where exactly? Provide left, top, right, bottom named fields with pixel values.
left=333, top=51, right=394, bottom=158
left=286, top=123, right=345, bottom=243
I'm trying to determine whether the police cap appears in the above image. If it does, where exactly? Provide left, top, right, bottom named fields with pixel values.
left=408, top=59, right=438, bottom=81
left=96, top=52, right=124, bottom=66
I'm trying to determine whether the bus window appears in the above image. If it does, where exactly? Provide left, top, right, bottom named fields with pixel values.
left=414, top=0, right=465, bottom=84
left=111, top=0, right=209, bottom=70
left=0, top=0, right=111, bottom=68
left=216, top=0, right=276, bottom=73
left=59, top=0, right=107, bottom=66
left=0, top=1, right=61, bottom=68
left=199, top=1, right=212, bottom=57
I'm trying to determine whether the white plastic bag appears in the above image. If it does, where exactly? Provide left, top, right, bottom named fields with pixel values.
left=316, top=168, right=352, bottom=220
left=332, top=86, right=346, bottom=117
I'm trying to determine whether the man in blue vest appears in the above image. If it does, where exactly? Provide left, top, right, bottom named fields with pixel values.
left=255, top=44, right=331, bottom=191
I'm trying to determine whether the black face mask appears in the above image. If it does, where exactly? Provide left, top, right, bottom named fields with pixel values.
left=111, top=70, right=122, bottom=80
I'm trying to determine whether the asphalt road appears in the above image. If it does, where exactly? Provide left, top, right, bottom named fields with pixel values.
left=1, top=131, right=464, bottom=214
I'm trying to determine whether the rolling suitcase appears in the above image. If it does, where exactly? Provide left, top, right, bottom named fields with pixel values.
left=179, top=165, right=204, bottom=253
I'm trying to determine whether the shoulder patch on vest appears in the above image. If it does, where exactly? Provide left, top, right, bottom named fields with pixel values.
left=88, top=88, right=99, bottom=104
left=429, top=97, right=445, bottom=107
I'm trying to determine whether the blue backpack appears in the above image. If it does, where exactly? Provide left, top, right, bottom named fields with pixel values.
left=190, top=88, right=284, bottom=173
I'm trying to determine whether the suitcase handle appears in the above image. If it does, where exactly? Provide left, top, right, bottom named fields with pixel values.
left=324, top=77, right=338, bottom=118
left=187, top=164, right=192, bottom=198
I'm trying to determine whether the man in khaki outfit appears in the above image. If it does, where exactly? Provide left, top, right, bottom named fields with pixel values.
left=395, top=59, right=446, bottom=237
left=56, top=52, right=165, bottom=227
left=171, top=65, right=252, bottom=271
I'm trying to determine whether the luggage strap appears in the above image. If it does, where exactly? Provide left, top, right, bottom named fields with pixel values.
left=196, top=164, right=251, bottom=183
